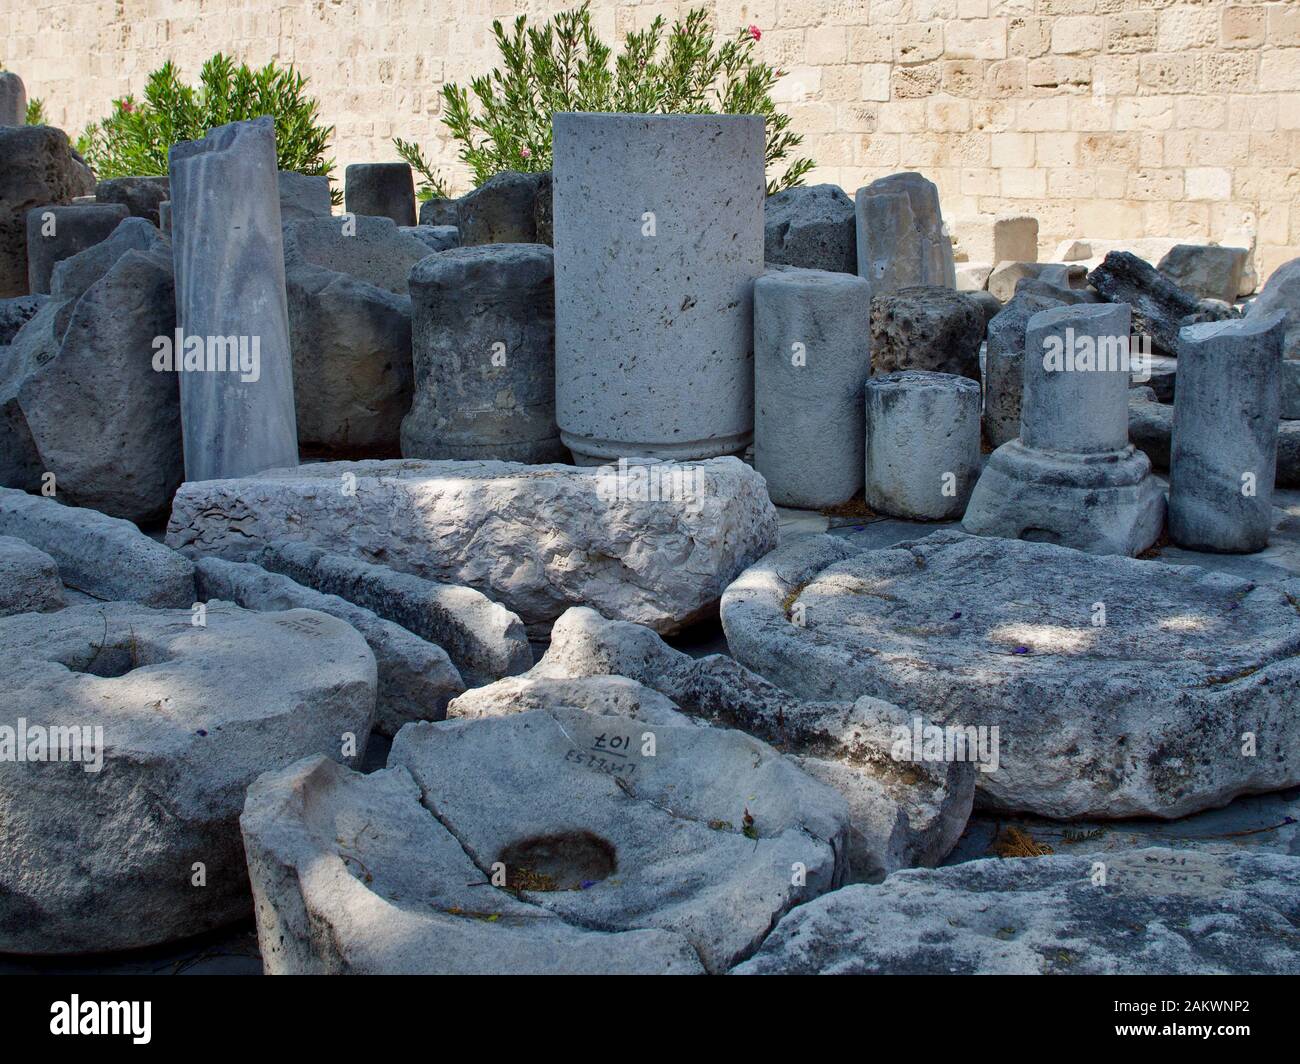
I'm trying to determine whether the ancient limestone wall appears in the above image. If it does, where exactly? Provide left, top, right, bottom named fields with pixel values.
left=4, top=0, right=1297, bottom=279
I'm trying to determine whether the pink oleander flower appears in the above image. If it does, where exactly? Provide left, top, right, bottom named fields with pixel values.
left=520, top=146, right=532, bottom=159
left=748, top=24, right=762, bottom=41
left=119, top=100, right=134, bottom=113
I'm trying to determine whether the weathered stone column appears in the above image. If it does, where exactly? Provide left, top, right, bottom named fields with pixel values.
left=963, top=302, right=1165, bottom=555
left=1168, top=313, right=1286, bottom=553
left=344, top=162, right=415, bottom=226
left=24, top=203, right=128, bottom=294
left=864, top=371, right=981, bottom=519
left=753, top=266, right=872, bottom=507
left=401, top=243, right=565, bottom=463
left=854, top=172, right=955, bottom=299
left=0, top=72, right=25, bottom=126
left=168, top=116, right=298, bottom=482
left=552, top=112, right=764, bottom=464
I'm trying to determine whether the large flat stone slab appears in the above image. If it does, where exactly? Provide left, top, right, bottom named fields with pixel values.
left=166, top=457, right=778, bottom=635
left=0, top=601, right=376, bottom=954
left=733, top=848, right=1300, bottom=974
left=721, top=529, right=1300, bottom=819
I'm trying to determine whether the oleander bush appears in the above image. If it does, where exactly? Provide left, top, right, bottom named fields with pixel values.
left=396, top=2, right=814, bottom=198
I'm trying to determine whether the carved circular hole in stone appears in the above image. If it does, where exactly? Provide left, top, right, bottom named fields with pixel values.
left=497, top=831, right=617, bottom=892
left=59, top=638, right=164, bottom=679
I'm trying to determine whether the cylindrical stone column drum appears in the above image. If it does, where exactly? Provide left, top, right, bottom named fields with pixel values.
left=1021, top=302, right=1131, bottom=454
left=1169, top=313, right=1285, bottom=553
left=552, top=113, right=765, bottom=464
left=400, top=243, right=565, bottom=463
left=753, top=266, right=872, bottom=507
left=864, top=370, right=982, bottom=520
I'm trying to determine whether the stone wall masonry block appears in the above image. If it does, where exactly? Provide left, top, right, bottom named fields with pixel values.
left=864, top=371, right=982, bottom=520
left=94, top=176, right=170, bottom=227
left=553, top=113, right=764, bottom=463
left=0, top=487, right=194, bottom=606
left=344, top=162, right=415, bottom=226
left=168, top=117, right=299, bottom=482
left=753, top=267, right=873, bottom=508
left=0, top=72, right=26, bottom=126
left=855, top=172, right=956, bottom=300
left=24, top=203, right=129, bottom=294
left=1168, top=313, right=1286, bottom=553
left=963, top=302, right=1166, bottom=555
left=993, top=214, right=1038, bottom=263
left=401, top=243, right=564, bottom=463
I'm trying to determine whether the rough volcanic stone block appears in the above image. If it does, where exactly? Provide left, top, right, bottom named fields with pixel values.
left=963, top=302, right=1165, bottom=556
left=870, top=284, right=983, bottom=381
left=533, top=171, right=553, bottom=245
left=988, top=261, right=1086, bottom=303
left=25, top=202, right=129, bottom=294
left=401, top=243, right=564, bottom=462
left=241, top=754, right=705, bottom=974
left=256, top=539, right=533, bottom=686
left=1, top=247, right=184, bottom=522
left=0, top=72, right=26, bottom=126
left=553, top=113, right=764, bottom=463
left=1129, top=386, right=1173, bottom=471
left=0, top=293, right=47, bottom=343
left=992, top=214, right=1037, bottom=264
left=0, top=601, right=376, bottom=954
left=1157, top=244, right=1248, bottom=305
left=0, top=488, right=194, bottom=606
left=419, top=195, right=460, bottom=227
left=277, top=170, right=332, bottom=223
left=168, top=117, right=299, bottom=481
left=1088, top=250, right=1233, bottom=358
left=1248, top=256, right=1300, bottom=360
left=344, top=162, right=415, bottom=226
left=0, top=125, right=95, bottom=297
left=753, top=266, right=872, bottom=507
left=1168, top=313, right=1285, bottom=553
left=854, top=172, right=955, bottom=299
left=735, top=848, right=1300, bottom=975
left=1283, top=359, right=1300, bottom=421
left=282, top=215, right=426, bottom=453
left=720, top=529, right=1300, bottom=818
left=400, top=224, right=459, bottom=252
left=458, top=170, right=547, bottom=246
left=865, top=371, right=981, bottom=519
left=166, top=456, right=778, bottom=635
left=983, top=292, right=1065, bottom=448
left=94, top=175, right=170, bottom=226
left=194, top=555, right=463, bottom=736
left=49, top=215, right=169, bottom=302
left=964, top=290, right=1001, bottom=331
left=0, top=533, right=64, bottom=615
left=763, top=184, right=857, bottom=274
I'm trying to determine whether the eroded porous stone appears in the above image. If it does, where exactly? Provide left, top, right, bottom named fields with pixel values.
left=0, top=488, right=195, bottom=606
left=344, top=162, right=415, bottom=226
left=256, top=539, right=532, bottom=686
left=522, top=606, right=975, bottom=882
left=864, top=371, right=981, bottom=520
left=166, top=457, right=778, bottom=635
left=1129, top=386, right=1173, bottom=471
left=983, top=292, right=1065, bottom=448
left=457, top=170, right=548, bottom=246
left=25, top=203, right=129, bottom=294
left=194, top=555, right=463, bottom=736
left=0, top=601, right=376, bottom=954
left=400, top=224, right=459, bottom=252
left=281, top=215, right=427, bottom=453
left=0, top=533, right=64, bottom=615
left=0, top=125, right=95, bottom=297
left=733, top=848, right=1300, bottom=975
left=1248, top=257, right=1300, bottom=360
left=870, top=285, right=983, bottom=380
left=276, top=171, right=332, bottom=224
left=720, top=529, right=1300, bottom=819
left=418, top=195, right=460, bottom=228
left=1284, top=360, right=1300, bottom=421
left=447, top=673, right=692, bottom=727
left=1088, top=251, right=1233, bottom=358
left=49, top=215, right=170, bottom=302
left=1169, top=314, right=1285, bottom=553
left=0, top=247, right=184, bottom=522
left=400, top=243, right=564, bottom=463
left=94, top=176, right=170, bottom=226
left=964, top=302, right=1165, bottom=557
left=855, top=172, right=955, bottom=298
left=389, top=706, right=851, bottom=972
left=553, top=114, right=764, bottom=463
left=241, top=755, right=704, bottom=974
left=1157, top=244, right=1248, bottom=305
left=0, top=72, right=26, bottom=126
left=753, top=266, right=872, bottom=507
left=763, top=184, right=857, bottom=274
left=0, top=294, right=48, bottom=344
